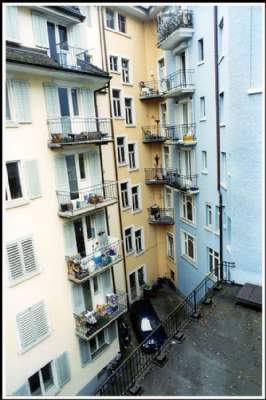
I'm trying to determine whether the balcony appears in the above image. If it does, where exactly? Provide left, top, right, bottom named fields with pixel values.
left=73, top=290, right=128, bottom=341
left=167, top=172, right=199, bottom=193
left=148, top=206, right=175, bottom=225
left=163, top=70, right=195, bottom=98
left=139, top=80, right=166, bottom=99
left=157, top=9, right=194, bottom=50
left=57, top=181, right=118, bottom=218
left=56, top=41, right=93, bottom=72
left=47, top=117, right=113, bottom=148
left=67, top=239, right=122, bottom=283
left=165, top=123, right=197, bottom=145
left=142, top=124, right=168, bottom=143
left=145, top=168, right=171, bottom=184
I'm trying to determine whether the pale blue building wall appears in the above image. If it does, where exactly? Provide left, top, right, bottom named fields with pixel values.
left=165, top=5, right=263, bottom=296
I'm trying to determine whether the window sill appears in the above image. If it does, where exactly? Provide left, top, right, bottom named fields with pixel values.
left=128, top=167, right=139, bottom=172
left=181, top=254, right=197, bottom=267
left=6, top=198, right=30, bottom=209
left=110, top=70, right=120, bottom=75
left=125, top=124, right=136, bottom=128
left=220, top=182, right=227, bottom=190
left=204, top=226, right=212, bottom=233
left=199, top=117, right=206, bottom=122
left=201, top=170, right=208, bottom=175
left=197, top=61, right=205, bottom=66
left=121, top=206, right=131, bottom=212
left=218, top=55, right=224, bottom=64
left=214, top=230, right=220, bottom=237
left=118, top=162, right=128, bottom=168
left=167, top=256, right=175, bottom=263
left=248, top=88, right=262, bottom=95
left=179, top=218, right=196, bottom=228
left=7, top=270, right=41, bottom=287
left=136, top=250, right=145, bottom=257
left=132, top=209, right=142, bottom=215
left=6, top=121, right=21, bottom=128
left=219, top=123, right=226, bottom=127
left=105, top=27, right=131, bottom=39
left=122, top=82, right=133, bottom=86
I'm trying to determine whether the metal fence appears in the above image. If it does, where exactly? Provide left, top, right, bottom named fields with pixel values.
left=95, top=265, right=232, bottom=396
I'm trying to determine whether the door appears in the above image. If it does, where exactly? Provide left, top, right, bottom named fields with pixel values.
left=47, top=22, right=58, bottom=62
left=158, top=58, right=166, bottom=92
left=65, top=155, right=79, bottom=199
left=74, top=219, right=86, bottom=257
left=129, top=272, right=137, bottom=302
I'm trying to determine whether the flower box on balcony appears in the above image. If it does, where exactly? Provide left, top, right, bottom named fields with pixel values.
left=183, top=135, right=195, bottom=141
left=88, top=194, right=98, bottom=204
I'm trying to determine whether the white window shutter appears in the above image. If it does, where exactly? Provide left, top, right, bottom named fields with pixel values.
left=94, top=211, right=105, bottom=236
left=12, top=382, right=31, bottom=396
left=101, top=270, right=112, bottom=297
left=54, top=156, right=70, bottom=193
left=79, top=339, right=91, bottom=366
left=13, top=80, right=31, bottom=122
left=32, top=12, right=49, bottom=48
left=55, top=352, right=71, bottom=388
left=21, top=236, right=38, bottom=274
left=81, top=89, right=95, bottom=118
left=32, top=301, right=49, bottom=339
left=72, top=284, right=85, bottom=314
left=63, top=223, right=77, bottom=256
left=44, top=84, right=61, bottom=118
left=6, top=241, right=24, bottom=281
left=24, top=160, right=42, bottom=199
left=71, top=23, right=87, bottom=50
left=88, top=151, right=101, bottom=186
left=17, top=309, right=35, bottom=349
left=6, top=6, right=20, bottom=42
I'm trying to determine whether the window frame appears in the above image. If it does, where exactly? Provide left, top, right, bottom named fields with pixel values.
left=180, top=193, right=195, bottom=224
left=167, top=232, right=175, bottom=261
left=124, top=97, right=134, bottom=125
left=208, top=248, right=220, bottom=274
left=124, top=226, right=134, bottom=254
left=109, top=55, right=119, bottom=72
left=135, top=227, right=144, bottom=255
left=198, top=38, right=204, bottom=63
left=128, top=142, right=138, bottom=170
left=121, top=57, right=130, bottom=83
left=120, top=181, right=130, bottom=209
left=131, top=184, right=141, bottom=212
left=6, top=79, right=31, bottom=124
left=200, top=96, right=206, bottom=120
left=116, top=136, right=127, bottom=165
left=202, top=150, right=208, bottom=173
left=112, top=89, right=122, bottom=118
left=181, top=230, right=197, bottom=264
left=205, top=203, right=212, bottom=230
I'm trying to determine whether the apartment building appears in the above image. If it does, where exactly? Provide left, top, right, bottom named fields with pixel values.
left=4, top=3, right=263, bottom=397
left=4, top=5, right=127, bottom=396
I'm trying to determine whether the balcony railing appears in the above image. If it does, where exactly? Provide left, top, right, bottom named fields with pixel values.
left=157, top=9, right=194, bottom=49
left=163, top=70, right=195, bottom=97
left=148, top=207, right=174, bottom=224
left=167, top=172, right=199, bottom=192
left=57, top=181, right=118, bottom=217
left=73, top=290, right=128, bottom=341
left=67, top=240, right=122, bottom=283
left=145, top=168, right=171, bottom=184
left=139, top=80, right=170, bottom=98
left=47, top=117, right=112, bottom=147
left=142, top=123, right=196, bottom=143
left=56, top=41, right=91, bottom=71
left=142, top=125, right=168, bottom=143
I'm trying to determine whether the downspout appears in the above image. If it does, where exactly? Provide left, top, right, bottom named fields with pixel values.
left=98, top=6, right=129, bottom=299
left=214, top=6, right=223, bottom=281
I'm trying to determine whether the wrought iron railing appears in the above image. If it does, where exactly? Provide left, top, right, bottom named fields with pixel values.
left=96, top=263, right=234, bottom=396
left=66, top=239, right=122, bottom=283
left=167, top=172, right=198, bottom=191
left=148, top=207, right=174, bottom=224
left=73, top=290, right=128, bottom=341
left=165, top=69, right=195, bottom=91
left=142, top=123, right=196, bottom=142
left=56, top=181, right=118, bottom=216
left=139, top=79, right=173, bottom=97
left=144, top=168, right=171, bottom=184
left=47, top=117, right=112, bottom=143
left=157, top=9, right=193, bottom=46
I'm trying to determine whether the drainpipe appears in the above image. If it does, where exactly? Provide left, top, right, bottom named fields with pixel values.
left=98, top=6, right=129, bottom=299
left=214, top=6, right=223, bottom=281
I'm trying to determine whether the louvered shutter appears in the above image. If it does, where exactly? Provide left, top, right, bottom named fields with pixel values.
left=13, top=80, right=31, bottom=122
left=55, top=352, right=71, bottom=388
left=44, top=84, right=61, bottom=134
left=71, top=23, right=87, bottom=51
left=88, top=151, right=101, bottom=186
left=81, top=89, right=96, bottom=131
left=32, top=12, right=49, bottom=48
left=101, top=270, right=112, bottom=297
left=54, top=156, right=70, bottom=195
left=6, top=6, right=20, bottom=42
left=32, top=301, right=49, bottom=339
left=63, top=223, right=77, bottom=256
left=17, top=309, right=35, bottom=349
left=24, top=160, right=42, bottom=199
left=72, top=284, right=85, bottom=314
left=108, top=322, right=117, bottom=343
left=79, top=339, right=91, bottom=366
left=12, top=382, right=31, bottom=396
left=6, top=236, right=38, bottom=282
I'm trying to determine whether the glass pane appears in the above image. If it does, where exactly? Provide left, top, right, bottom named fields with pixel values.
left=41, top=363, right=54, bottom=392
left=66, top=155, right=78, bottom=199
left=98, top=330, right=105, bottom=347
left=71, top=89, right=79, bottom=116
left=6, top=86, right=11, bottom=120
left=29, top=372, right=41, bottom=396
left=6, top=162, right=22, bottom=199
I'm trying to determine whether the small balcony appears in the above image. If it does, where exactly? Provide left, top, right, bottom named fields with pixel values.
left=165, top=123, right=197, bottom=145
left=47, top=117, right=113, bottom=148
left=56, top=41, right=92, bottom=71
left=67, top=239, right=122, bottom=283
left=145, top=168, right=171, bottom=184
left=57, top=181, right=118, bottom=218
left=139, top=80, right=166, bottom=99
left=167, top=172, right=199, bottom=193
left=163, top=70, right=195, bottom=98
left=157, top=9, right=194, bottom=50
left=73, top=290, right=128, bottom=341
left=148, top=206, right=175, bottom=225
left=142, top=124, right=168, bottom=143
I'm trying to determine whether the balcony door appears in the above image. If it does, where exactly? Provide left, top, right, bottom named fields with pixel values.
left=176, top=51, right=187, bottom=86
left=178, top=149, right=195, bottom=187
left=174, top=99, right=193, bottom=136
left=47, top=22, right=68, bottom=64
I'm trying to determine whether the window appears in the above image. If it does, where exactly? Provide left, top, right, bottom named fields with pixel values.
left=219, top=92, right=225, bottom=124
left=93, top=276, right=99, bottom=293
left=121, top=182, right=130, bottom=209
left=78, top=154, right=86, bottom=179
left=85, top=215, right=94, bottom=240
left=170, top=270, right=175, bottom=281
left=208, top=248, right=219, bottom=274
left=112, top=89, right=122, bottom=117
left=122, top=58, right=130, bottom=83
left=116, top=137, right=126, bottom=164
left=125, top=98, right=133, bottom=125
left=6, top=6, right=20, bottom=42
left=6, top=235, right=39, bottom=283
left=221, top=152, right=227, bottom=186
left=198, top=39, right=204, bottom=62
left=167, top=233, right=174, bottom=260
left=135, top=229, right=144, bottom=254
left=118, top=14, right=126, bottom=33
left=128, top=143, right=137, bottom=169
left=181, top=231, right=196, bottom=263
left=202, top=151, right=208, bottom=171
left=137, top=266, right=145, bottom=286
left=79, top=323, right=117, bottom=366
left=109, top=55, right=118, bottom=72
left=6, top=80, right=31, bottom=123
left=180, top=193, right=195, bottom=223
left=132, top=185, right=140, bottom=211
left=12, top=352, right=70, bottom=395
left=125, top=227, right=133, bottom=253
left=16, top=301, right=50, bottom=352
left=6, top=162, right=22, bottom=200
left=200, top=96, right=206, bottom=119
left=205, top=203, right=212, bottom=229
left=215, top=206, right=220, bottom=233
left=106, top=8, right=115, bottom=29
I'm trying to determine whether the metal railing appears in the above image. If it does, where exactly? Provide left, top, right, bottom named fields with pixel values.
left=165, top=69, right=195, bottom=91
left=47, top=117, right=112, bottom=143
left=96, top=263, right=234, bottom=396
left=148, top=207, right=174, bottom=224
left=73, top=290, right=128, bottom=341
left=145, top=168, right=171, bottom=184
left=142, top=123, right=196, bottom=142
left=56, top=181, right=118, bottom=215
left=157, top=9, right=193, bottom=46
left=167, top=172, right=198, bottom=191
left=56, top=41, right=91, bottom=70
left=139, top=79, right=173, bottom=97
left=66, top=239, right=122, bottom=283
